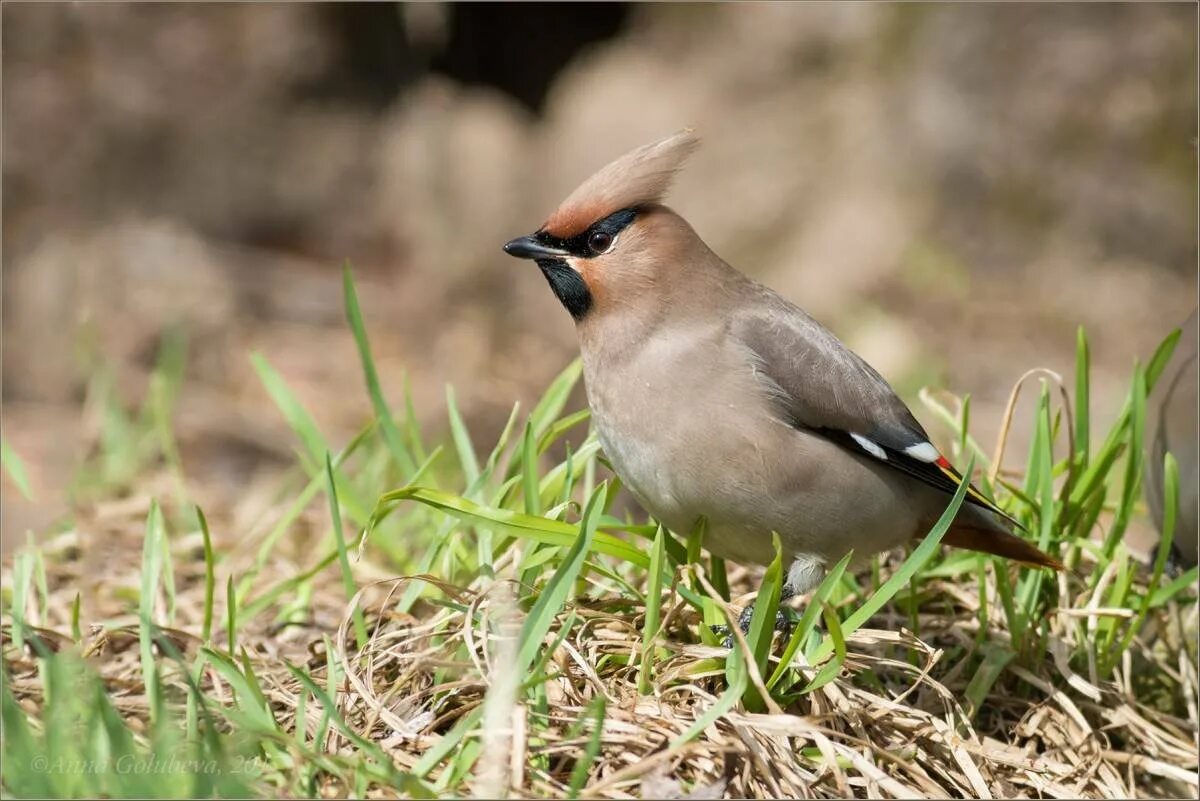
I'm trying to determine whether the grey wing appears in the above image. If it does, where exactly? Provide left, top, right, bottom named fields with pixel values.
left=729, top=291, right=929, bottom=451
left=729, top=289, right=1003, bottom=511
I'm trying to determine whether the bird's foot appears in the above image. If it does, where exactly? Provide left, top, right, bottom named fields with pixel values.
left=1165, top=544, right=1190, bottom=578
left=711, top=603, right=795, bottom=649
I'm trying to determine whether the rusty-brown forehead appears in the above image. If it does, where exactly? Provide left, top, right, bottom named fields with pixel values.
left=538, top=129, right=698, bottom=238
left=540, top=200, right=609, bottom=239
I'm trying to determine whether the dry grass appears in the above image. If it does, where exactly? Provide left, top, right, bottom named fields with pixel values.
left=3, top=470, right=1197, bottom=799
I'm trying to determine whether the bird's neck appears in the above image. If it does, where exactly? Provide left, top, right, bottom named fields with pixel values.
left=576, top=254, right=743, bottom=363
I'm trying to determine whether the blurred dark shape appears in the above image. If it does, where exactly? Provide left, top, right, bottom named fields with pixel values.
left=293, top=4, right=415, bottom=109
left=253, top=4, right=634, bottom=114
left=1144, top=309, right=1198, bottom=567
left=431, top=3, right=630, bottom=112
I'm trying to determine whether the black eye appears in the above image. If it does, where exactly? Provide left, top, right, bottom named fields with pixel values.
left=587, top=230, right=613, bottom=254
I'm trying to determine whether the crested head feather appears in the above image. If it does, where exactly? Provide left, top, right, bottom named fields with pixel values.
left=542, top=129, right=699, bottom=238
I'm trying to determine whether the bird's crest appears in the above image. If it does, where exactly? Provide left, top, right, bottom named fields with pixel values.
left=542, top=129, right=699, bottom=238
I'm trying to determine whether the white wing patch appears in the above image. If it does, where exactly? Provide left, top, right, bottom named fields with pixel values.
left=850, top=433, right=887, bottom=461
left=904, top=441, right=940, bottom=462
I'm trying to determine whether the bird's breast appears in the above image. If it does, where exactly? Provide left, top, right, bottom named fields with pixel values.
left=580, top=326, right=779, bottom=531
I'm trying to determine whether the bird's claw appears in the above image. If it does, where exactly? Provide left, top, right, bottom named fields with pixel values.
left=1165, top=544, right=1190, bottom=578
left=711, top=604, right=795, bottom=649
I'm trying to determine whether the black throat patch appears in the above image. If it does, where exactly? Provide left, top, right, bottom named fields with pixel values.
left=528, top=208, right=639, bottom=321
left=536, top=258, right=592, bottom=319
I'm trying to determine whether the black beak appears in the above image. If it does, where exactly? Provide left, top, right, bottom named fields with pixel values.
left=503, top=235, right=569, bottom=260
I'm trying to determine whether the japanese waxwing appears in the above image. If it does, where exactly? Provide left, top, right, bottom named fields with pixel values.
left=503, top=130, right=1061, bottom=608
left=1143, top=309, right=1198, bottom=568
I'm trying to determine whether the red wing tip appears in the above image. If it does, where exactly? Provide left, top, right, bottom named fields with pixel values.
left=936, top=455, right=953, bottom=469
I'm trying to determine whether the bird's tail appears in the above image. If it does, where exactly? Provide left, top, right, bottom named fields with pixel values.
left=941, top=522, right=1064, bottom=570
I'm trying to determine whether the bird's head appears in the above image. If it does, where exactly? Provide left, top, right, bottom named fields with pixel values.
left=503, top=129, right=700, bottom=320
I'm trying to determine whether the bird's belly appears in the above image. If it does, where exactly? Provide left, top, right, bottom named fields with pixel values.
left=582, top=339, right=924, bottom=568
left=596, top=423, right=689, bottom=525
left=595, top=419, right=793, bottom=566
left=588, top=361, right=786, bottom=565
left=593, top=403, right=923, bottom=566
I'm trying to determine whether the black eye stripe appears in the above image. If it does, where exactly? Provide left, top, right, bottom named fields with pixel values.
left=536, top=208, right=638, bottom=258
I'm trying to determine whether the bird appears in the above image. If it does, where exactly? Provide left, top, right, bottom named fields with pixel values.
left=1143, top=309, right=1198, bottom=569
left=503, top=130, right=1062, bottom=625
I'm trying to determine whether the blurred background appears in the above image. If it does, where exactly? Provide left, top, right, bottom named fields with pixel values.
left=4, top=3, right=1196, bottom=543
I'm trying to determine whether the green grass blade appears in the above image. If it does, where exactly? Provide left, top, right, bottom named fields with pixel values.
left=285, top=661, right=405, bottom=779
left=1075, top=326, right=1090, bottom=465
left=447, top=384, right=496, bottom=572
left=522, top=609, right=580, bottom=689
left=237, top=647, right=273, bottom=719
left=712, top=555, right=730, bottom=602
left=10, top=551, right=31, bottom=650
left=529, top=358, right=583, bottom=438
left=1149, top=566, right=1200, bottom=606
left=670, top=668, right=746, bottom=748
left=1, top=438, right=34, bottom=500
left=537, top=409, right=591, bottom=455
left=537, top=439, right=602, bottom=508
left=516, top=483, right=607, bottom=675
left=521, top=420, right=542, bottom=517
left=139, top=502, right=165, bottom=724
left=812, top=455, right=974, bottom=663
left=31, top=540, right=48, bottom=630
left=1116, top=454, right=1181, bottom=656
left=325, top=452, right=367, bottom=650
left=370, top=486, right=648, bottom=568
left=559, top=441, right=576, bottom=507
left=803, top=603, right=846, bottom=693
left=963, top=644, right=1016, bottom=720
left=226, top=575, right=237, bottom=656
left=2, top=665, right=48, bottom=796
left=1068, top=440, right=1127, bottom=527
left=958, top=392, right=972, bottom=465
left=240, top=420, right=376, bottom=599
left=566, top=696, right=607, bottom=798
left=684, top=519, right=722, bottom=641
left=343, top=264, right=417, bottom=477
left=240, top=550, right=340, bottom=620
left=250, top=352, right=327, bottom=467
left=446, top=384, right=482, bottom=487
left=1102, top=364, right=1146, bottom=561
left=70, top=593, right=82, bottom=644
left=402, top=370, right=428, bottom=465
left=161, top=537, right=178, bottom=630
left=742, top=532, right=784, bottom=712
left=638, top=526, right=667, bottom=695
left=146, top=328, right=189, bottom=505
left=413, top=706, right=485, bottom=779
left=918, top=389, right=993, bottom=481
left=202, top=648, right=280, bottom=732
left=768, top=551, right=852, bottom=689
left=487, top=403, right=524, bottom=469
left=197, top=506, right=216, bottom=644
left=1014, top=384, right=1055, bottom=648
left=1145, top=327, right=1182, bottom=391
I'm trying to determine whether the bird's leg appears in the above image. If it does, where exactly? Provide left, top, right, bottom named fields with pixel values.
left=713, top=554, right=824, bottom=648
